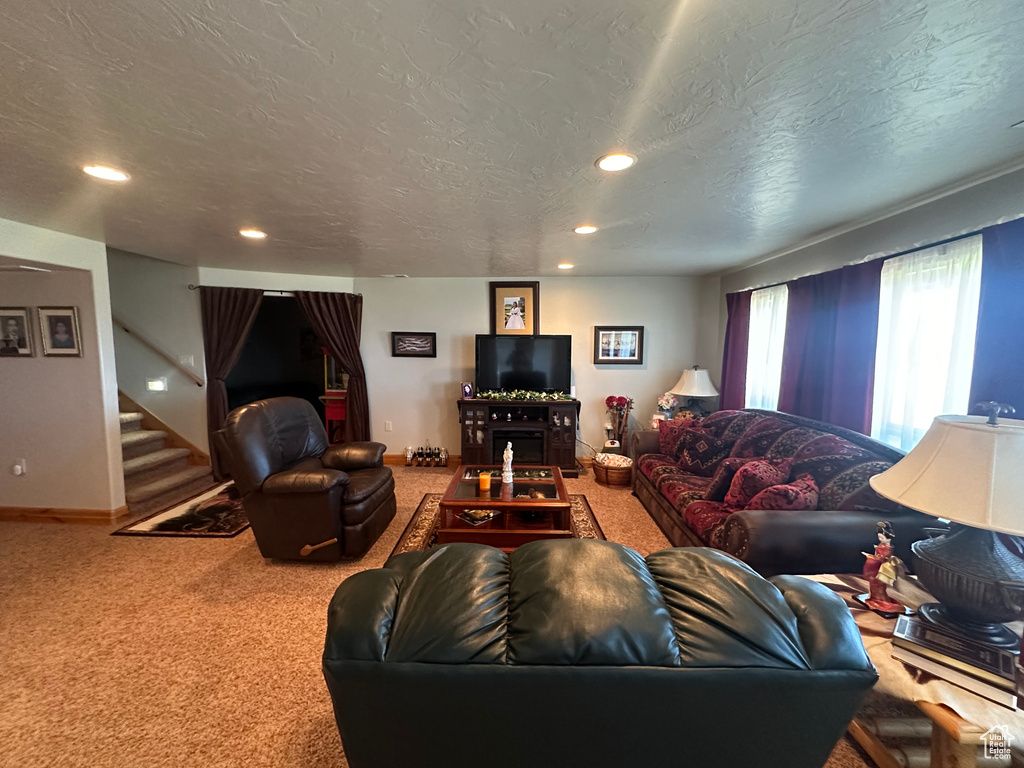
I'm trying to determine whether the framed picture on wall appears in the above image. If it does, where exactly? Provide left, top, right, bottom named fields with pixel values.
left=594, top=326, right=644, bottom=365
left=0, top=307, right=34, bottom=357
left=391, top=331, right=437, bottom=358
left=38, top=306, right=83, bottom=357
left=490, top=281, right=539, bottom=335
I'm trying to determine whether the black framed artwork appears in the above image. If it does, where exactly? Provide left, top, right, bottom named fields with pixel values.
left=391, top=332, right=437, bottom=358
left=0, top=307, right=34, bottom=357
left=490, top=281, right=540, bottom=335
left=594, top=326, right=644, bottom=365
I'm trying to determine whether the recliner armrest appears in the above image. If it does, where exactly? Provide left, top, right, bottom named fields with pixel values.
left=322, top=441, right=387, bottom=471
left=262, top=468, right=349, bottom=494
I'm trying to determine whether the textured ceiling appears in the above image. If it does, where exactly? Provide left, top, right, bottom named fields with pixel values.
left=1, top=0, right=1023, bottom=277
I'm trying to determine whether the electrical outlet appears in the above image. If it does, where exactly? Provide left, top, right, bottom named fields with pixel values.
left=11, top=458, right=26, bottom=476
left=384, top=420, right=393, bottom=432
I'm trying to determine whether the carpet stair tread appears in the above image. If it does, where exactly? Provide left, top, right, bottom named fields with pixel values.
left=125, top=466, right=214, bottom=505
left=125, top=474, right=221, bottom=518
left=119, top=412, right=144, bottom=432
left=123, top=447, right=191, bottom=476
left=121, top=429, right=168, bottom=448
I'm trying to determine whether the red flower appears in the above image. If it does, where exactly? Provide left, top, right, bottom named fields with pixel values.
left=605, top=396, right=616, bottom=408
left=616, top=396, right=627, bottom=408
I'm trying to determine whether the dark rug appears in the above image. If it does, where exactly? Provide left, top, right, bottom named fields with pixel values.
left=390, top=493, right=604, bottom=557
left=113, top=483, right=250, bottom=537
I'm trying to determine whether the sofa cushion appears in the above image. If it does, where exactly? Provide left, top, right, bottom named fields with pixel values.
left=660, top=478, right=711, bottom=514
left=683, top=500, right=733, bottom=544
left=724, top=458, right=794, bottom=509
left=702, top=410, right=770, bottom=441
left=705, top=457, right=758, bottom=502
left=676, top=430, right=734, bottom=477
left=657, top=418, right=705, bottom=456
left=728, top=417, right=799, bottom=459
left=789, top=435, right=899, bottom=512
left=747, top=473, right=819, bottom=511
left=638, top=454, right=682, bottom=482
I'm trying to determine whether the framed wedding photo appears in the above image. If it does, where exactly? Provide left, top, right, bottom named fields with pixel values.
left=490, top=281, right=539, bottom=336
left=391, top=331, right=437, bottom=358
left=594, top=326, right=644, bottom=365
left=39, top=306, right=83, bottom=357
left=0, top=307, right=33, bottom=357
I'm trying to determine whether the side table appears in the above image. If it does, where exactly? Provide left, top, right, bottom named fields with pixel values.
left=809, top=574, right=1021, bottom=767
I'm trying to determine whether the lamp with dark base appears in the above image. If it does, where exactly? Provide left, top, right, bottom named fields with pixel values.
left=869, top=404, right=1024, bottom=651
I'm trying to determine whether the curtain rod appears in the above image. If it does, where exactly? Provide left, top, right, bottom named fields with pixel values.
left=733, top=230, right=983, bottom=295
left=187, top=284, right=361, bottom=297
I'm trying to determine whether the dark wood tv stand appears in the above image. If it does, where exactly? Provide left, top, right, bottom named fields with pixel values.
left=457, top=399, right=579, bottom=477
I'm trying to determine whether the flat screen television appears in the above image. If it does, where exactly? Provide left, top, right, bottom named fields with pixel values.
left=475, top=335, right=572, bottom=394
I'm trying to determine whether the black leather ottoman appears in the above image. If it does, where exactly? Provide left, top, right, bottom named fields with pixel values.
left=323, top=540, right=877, bottom=768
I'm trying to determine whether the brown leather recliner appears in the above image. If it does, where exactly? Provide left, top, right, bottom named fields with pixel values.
left=213, top=397, right=396, bottom=561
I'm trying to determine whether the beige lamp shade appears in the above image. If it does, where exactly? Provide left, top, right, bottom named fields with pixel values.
left=670, top=368, right=719, bottom=398
left=869, top=415, right=1024, bottom=536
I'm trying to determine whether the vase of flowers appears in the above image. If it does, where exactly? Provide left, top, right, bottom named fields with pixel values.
left=657, top=392, right=677, bottom=416
left=604, top=395, right=634, bottom=446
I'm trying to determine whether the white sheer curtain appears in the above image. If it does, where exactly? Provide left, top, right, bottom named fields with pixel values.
left=871, top=235, right=983, bottom=451
left=745, top=284, right=789, bottom=410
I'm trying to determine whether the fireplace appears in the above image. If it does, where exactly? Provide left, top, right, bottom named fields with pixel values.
left=492, top=431, right=544, bottom=465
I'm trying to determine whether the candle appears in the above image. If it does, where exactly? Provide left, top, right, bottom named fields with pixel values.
left=479, top=472, right=492, bottom=493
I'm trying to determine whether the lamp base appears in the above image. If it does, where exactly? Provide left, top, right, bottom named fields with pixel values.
left=917, top=602, right=1020, bottom=650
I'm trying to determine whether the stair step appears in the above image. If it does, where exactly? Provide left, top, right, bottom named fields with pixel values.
left=121, top=429, right=168, bottom=460
left=119, top=412, right=144, bottom=433
left=123, top=448, right=192, bottom=490
left=125, top=472, right=220, bottom=519
left=125, top=466, right=215, bottom=507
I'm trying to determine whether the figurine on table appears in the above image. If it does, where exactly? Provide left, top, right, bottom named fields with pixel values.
left=859, top=521, right=905, bottom=616
left=502, top=442, right=514, bottom=485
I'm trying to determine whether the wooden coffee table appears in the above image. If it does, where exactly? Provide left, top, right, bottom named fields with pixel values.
left=437, top=465, right=572, bottom=552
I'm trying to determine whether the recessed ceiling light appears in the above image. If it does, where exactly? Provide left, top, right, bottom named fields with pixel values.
left=83, top=165, right=129, bottom=182
left=239, top=229, right=268, bottom=239
left=558, top=263, right=574, bottom=270
left=574, top=225, right=598, bottom=235
left=596, top=153, right=636, bottom=172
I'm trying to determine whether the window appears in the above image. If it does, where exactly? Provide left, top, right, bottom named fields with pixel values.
left=871, top=235, right=982, bottom=450
left=745, top=284, right=789, bottom=410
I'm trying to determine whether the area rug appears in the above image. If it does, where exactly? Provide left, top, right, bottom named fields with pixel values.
left=390, top=493, right=604, bottom=557
left=113, top=482, right=249, bottom=537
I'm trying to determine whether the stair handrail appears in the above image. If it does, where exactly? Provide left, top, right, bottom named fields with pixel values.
left=112, top=315, right=205, bottom=388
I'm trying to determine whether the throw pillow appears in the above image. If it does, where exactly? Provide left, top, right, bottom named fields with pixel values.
left=657, top=417, right=704, bottom=457
left=724, top=458, right=794, bottom=509
left=747, top=473, right=820, bottom=511
left=676, top=430, right=735, bottom=477
left=705, top=457, right=758, bottom=502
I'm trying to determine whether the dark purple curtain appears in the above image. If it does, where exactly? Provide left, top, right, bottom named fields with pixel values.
left=200, top=287, right=263, bottom=479
left=970, top=217, right=1024, bottom=413
left=776, top=260, right=882, bottom=434
left=294, top=291, right=370, bottom=443
left=720, top=290, right=752, bottom=410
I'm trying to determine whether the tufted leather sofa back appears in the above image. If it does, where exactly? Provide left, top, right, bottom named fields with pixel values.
left=215, top=397, right=329, bottom=495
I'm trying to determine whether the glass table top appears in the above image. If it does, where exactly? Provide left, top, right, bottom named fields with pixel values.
left=460, top=467, right=554, bottom=480
left=452, top=481, right=559, bottom=501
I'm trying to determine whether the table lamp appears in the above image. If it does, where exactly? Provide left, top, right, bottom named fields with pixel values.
left=670, top=366, right=719, bottom=416
left=869, top=406, right=1024, bottom=649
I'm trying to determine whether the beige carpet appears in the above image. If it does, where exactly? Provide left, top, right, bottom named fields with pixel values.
left=0, top=465, right=874, bottom=767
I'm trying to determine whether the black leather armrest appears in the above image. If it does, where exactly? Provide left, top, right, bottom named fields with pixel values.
left=631, top=429, right=660, bottom=457
left=720, top=508, right=936, bottom=576
left=262, top=468, right=349, bottom=494
left=322, top=442, right=387, bottom=471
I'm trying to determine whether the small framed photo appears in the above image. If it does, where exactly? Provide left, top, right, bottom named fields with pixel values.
left=490, top=281, right=540, bottom=335
left=39, top=307, right=82, bottom=357
left=461, top=381, right=475, bottom=399
left=594, top=326, right=644, bottom=365
left=651, top=412, right=667, bottom=430
left=0, top=307, right=34, bottom=357
left=391, top=331, right=436, bottom=358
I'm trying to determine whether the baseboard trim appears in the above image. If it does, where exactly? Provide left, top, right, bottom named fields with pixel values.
left=118, top=391, right=211, bottom=467
left=0, top=505, right=131, bottom=524
left=383, top=454, right=461, bottom=466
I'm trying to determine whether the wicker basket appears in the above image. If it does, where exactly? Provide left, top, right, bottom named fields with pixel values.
left=594, top=462, right=632, bottom=486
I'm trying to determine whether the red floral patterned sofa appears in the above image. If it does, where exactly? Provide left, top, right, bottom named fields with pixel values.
left=631, top=409, right=935, bottom=575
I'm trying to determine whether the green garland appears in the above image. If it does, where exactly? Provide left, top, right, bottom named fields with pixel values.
left=476, top=389, right=572, bottom=401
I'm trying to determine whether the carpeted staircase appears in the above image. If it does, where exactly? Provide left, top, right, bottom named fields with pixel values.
left=120, top=412, right=216, bottom=517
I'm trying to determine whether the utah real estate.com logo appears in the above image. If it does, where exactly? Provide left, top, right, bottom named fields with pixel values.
left=982, top=725, right=1013, bottom=760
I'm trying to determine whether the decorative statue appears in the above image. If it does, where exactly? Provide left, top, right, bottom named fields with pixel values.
left=862, top=521, right=904, bottom=614
left=502, top=441, right=514, bottom=485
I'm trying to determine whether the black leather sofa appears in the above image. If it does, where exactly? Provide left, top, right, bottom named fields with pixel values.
left=213, top=397, right=396, bottom=561
left=323, top=539, right=877, bottom=768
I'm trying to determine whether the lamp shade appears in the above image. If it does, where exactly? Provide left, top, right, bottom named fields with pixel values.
left=670, top=368, right=719, bottom=398
left=869, top=415, right=1024, bottom=536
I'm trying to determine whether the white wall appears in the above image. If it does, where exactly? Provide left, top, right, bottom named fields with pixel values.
left=706, top=168, right=1024, bottom=381
left=356, top=276, right=701, bottom=457
left=197, top=267, right=355, bottom=293
left=0, top=218, right=123, bottom=511
left=107, top=249, right=208, bottom=451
